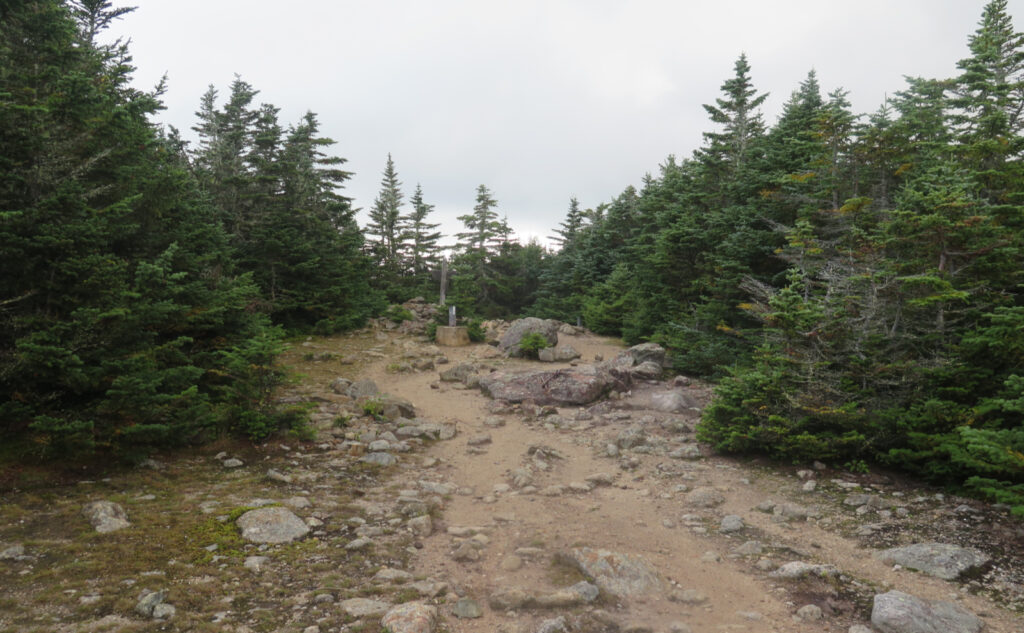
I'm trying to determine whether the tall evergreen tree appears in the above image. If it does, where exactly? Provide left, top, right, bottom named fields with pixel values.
left=365, top=154, right=405, bottom=278
left=401, top=184, right=442, bottom=277
left=0, top=0, right=287, bottom=456
left=456, top=184, right=500, bottom=252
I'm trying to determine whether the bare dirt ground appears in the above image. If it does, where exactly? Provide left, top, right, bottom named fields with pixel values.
left=1, top=326, right=1022, bottom=633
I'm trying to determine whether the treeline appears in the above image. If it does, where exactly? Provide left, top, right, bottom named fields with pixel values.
left=527, top=1, right=1024, bottom=513
left=0, top=0, right=381, bottom=459
left=5, top=0, right=1024, bottom=515
left=362, top=158, right=544, bottom=317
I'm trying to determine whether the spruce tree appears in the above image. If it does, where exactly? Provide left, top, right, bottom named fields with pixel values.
left=366, top=154, right=405, bottom=280
left=456, top=184, right=501, bottom=253
left=400, top=184, right=442, bottom=291
left=0, top=0, right=284, bottom=456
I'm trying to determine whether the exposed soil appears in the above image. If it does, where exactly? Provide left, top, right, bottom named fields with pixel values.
left=1, top=326, right=1022, bottom=633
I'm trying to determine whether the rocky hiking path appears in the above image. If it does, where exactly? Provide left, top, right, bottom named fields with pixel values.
left=1, top=321, right=1023, bottom=633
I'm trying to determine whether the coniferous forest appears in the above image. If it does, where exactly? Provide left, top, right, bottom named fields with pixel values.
left=3, top=1, right=1024, bottom=514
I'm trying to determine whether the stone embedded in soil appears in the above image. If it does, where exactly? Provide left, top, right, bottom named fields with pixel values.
left=797, top=604, right=823, bottom=621
left=770, top=561, right=840, bottom=579
left=685, top=487, right=725, bottom=508
left=772, top=502, right=820, bottom=521
left=82, top=500, right=131, bottom=533
left=452, top=597, right=483, bottom=618
left=266, top=468, right=292, bottom=483
left=361, top=452, right=397, bottom=466
left=670, top=589, right=708, bottom=605
left=410, top=580, right=449, bottom=598
left=134, top=589, right=166, bottom=617
left=373, top=567, right=413, bottom=583
left=871, top=591, right=984, bottom=633
left=500, top=555, right=523, bottom=571
left=616, top=425, right=647, bottom=448
left=873, top=542, right=990, bottom=580
left=407, top=515, right=433, bottom=536
left=489, top=587, right=532, bottom=610
left=381, top=601, right=437, bottom=633
left=451, top=541, right=480, bottom=562
left=719, top=515, right=745, bottom=533
left=341, top=597, right=392, bottom=618
left=222, top=458, right=244, bottom=468
left=244, top=555, right=270, bottom=572
left=0, top=543, right=26, bottom=560
left=567, top=547, right=661, bottom=597
left=669, top=444, right=702, bottom=459
left=151, top=603, right=175, bottom=620
left=537, top=616, right=569, bottom=633
left=236, top=506, right=310, bottom=544
left=733, top=540, right=763, bottom=556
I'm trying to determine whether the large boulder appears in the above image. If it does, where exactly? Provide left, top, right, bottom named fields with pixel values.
left=871, top=591, right=984, bottom=633
left=499, top=318, right=560, bottom=357
left=236, top=506, right=310, bottom=544
left=479, top=366, right=627, bottom=406
left=874, top=543, right=989, bottom=581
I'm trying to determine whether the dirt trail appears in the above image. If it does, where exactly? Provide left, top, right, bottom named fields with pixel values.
left=1, top=326, right=1022, bottom=633
left=359, top=330, right=1022, bottom=633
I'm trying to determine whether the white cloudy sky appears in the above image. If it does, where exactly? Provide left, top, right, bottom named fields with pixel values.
left=107, top=0, right=1023, bottom=247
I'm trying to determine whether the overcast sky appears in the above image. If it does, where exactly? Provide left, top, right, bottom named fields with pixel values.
left=107, top=0, right=1023, bottom=247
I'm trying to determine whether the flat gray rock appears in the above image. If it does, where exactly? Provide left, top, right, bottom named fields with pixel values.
left=361, top=452, right=397, bottom=466
left=874, top=543, right=989, bottom=580
left=236, top=506, right=309, bottom=544
left=479, top=366, right=625, bottom=406
left=452, top=597, right=482, bottom=618
left=82, top=500, right=130, bottom=533
left=871, top=591, right=984, bottom=633
left=567, top=547, right=661, bottom=597
left=769, top=561, right=839, bottom=579
left=0, top=543, right=26, bottom=560
left=341, top=597, right=391, bottom=618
